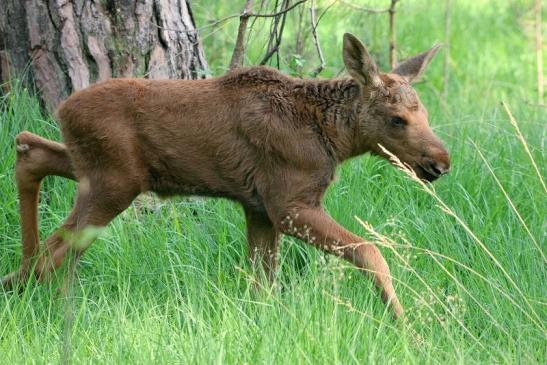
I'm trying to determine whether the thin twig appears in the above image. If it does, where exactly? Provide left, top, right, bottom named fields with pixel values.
left=443, top=0, right=451, bottom=103
left=150, top=0, right=307, bottom=34
left=248, top=0, right=308, bottom=18
left=314, top=0, right=338, bottom=28
left=309, top=0, right=325, bottom=77
left=143, top=19, right=232, bottom=78
left=535, top=0, right=544, bottom=104
left=338, top=0, right=390, bottom=13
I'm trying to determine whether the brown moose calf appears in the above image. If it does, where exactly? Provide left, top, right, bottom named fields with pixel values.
left=2, top=34, right=450, bottom=319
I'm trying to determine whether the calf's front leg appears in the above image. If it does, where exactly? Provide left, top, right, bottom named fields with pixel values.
left=275, top=206, right=403, bottom=319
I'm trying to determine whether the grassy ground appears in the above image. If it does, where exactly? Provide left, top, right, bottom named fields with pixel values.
left=1, top=0, right=545, bottom=363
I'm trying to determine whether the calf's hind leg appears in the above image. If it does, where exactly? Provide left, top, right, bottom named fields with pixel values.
left=244, top=208, right=280, bottom=283
left=2, top=132, right=75, bottom=289
left=34, top=175, right=139, bottom=281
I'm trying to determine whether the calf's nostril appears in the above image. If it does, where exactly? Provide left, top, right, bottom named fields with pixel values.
left=430, top=161, right=449, bottom=176
left=429, top=162, right=442, bottom=176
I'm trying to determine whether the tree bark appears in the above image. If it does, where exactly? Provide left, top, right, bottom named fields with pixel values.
left=0, top=0, right=209, bottom=109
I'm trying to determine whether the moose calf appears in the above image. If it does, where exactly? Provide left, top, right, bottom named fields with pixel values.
left=2, top=34, right=450, bottom=319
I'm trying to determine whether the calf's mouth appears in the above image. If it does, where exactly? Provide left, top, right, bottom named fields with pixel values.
left=413, top=163, right=441, bottom=182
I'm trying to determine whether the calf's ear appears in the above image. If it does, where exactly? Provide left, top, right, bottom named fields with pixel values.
left=392, top=44, right=441, bottom=83
left=343, top=33, right=382, bottom=89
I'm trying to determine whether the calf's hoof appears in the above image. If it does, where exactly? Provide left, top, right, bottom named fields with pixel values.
left=1, top=271, right=29, bottom=293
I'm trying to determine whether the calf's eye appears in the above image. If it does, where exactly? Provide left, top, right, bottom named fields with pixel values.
left=390, top=116, right=406, bottom=127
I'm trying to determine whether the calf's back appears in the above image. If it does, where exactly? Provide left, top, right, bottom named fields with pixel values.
left=56, top=67, right=336, bottom=211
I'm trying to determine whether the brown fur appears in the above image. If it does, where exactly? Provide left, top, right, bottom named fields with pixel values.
left=2, top=34, right=450, bottom=319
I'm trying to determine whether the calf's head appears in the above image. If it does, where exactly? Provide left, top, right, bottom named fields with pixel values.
left=343, top=33, right=450, bottom=182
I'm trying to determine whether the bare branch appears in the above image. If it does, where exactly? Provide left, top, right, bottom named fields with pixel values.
left=389, top=0, right=399, bottom=69
left=260, top=0, right=292, bottom=66
left=229, top=0, right=255, bottom=71
left=226, top=0, right=309, bottom=70
left=309, top=0, right=325, bottom=77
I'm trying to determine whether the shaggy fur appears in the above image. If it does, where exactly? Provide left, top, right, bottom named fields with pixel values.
left=2, top=34, right=450, bottom=319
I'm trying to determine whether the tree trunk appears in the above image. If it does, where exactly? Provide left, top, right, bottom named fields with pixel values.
left=0, top=0, right=209, bottom=109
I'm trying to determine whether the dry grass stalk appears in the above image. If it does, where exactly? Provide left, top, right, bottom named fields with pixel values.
left=502, top=101, right=546, bottom=193
left=472, top=140, right=546, bottom=263
left=377, top=143, right=544, bottom=328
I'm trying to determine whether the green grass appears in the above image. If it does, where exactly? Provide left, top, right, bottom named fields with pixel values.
left=1, top=0, right=545, bottom=363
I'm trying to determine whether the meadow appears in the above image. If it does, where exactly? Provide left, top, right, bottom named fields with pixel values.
left=1, top=0, right=545, bottom=363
